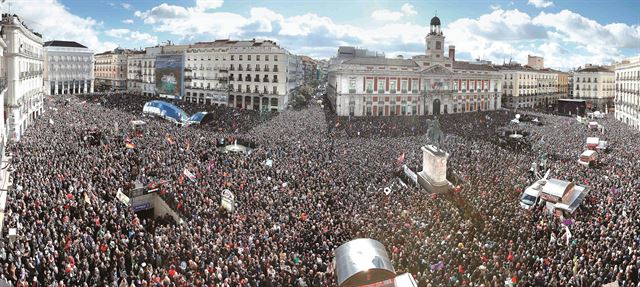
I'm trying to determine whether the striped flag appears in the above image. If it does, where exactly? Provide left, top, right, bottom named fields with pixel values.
left=183, top=168, right=196, bottom=182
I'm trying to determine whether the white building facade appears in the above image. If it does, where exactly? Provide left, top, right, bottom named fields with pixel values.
left=615, top=56, right=640, bottom=130
left=184, top=41, right=229, bottom=106
left=498, top=66, right=568, bottom=109
left=125, top=40, right=301, bottom=112
left=127, top=47, right=161, bottom=96
left=328, top=16, right=502, bottom=117
left=95, top=48, right=128, bottom=92
left=573, top=65, right=615, bottom=111
left=227, top=40, right=298, bottom=111
left=1, top=14, right=44, bottom=141
left=44, top=40, right=94, bottom=95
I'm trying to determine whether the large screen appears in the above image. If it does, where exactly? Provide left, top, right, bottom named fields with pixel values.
left=155, top=55, right=184, bottom=99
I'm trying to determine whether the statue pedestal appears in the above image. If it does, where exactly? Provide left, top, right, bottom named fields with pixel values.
left=417, top=145, right=451, bottom=193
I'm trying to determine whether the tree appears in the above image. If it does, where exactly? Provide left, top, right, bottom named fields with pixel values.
left=299, top=85, right=313, bottom=98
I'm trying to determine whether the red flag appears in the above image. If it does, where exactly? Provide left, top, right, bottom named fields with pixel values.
left=179, top=175, right=184, bottom=185
left=507, top=251, right=514, bottom=261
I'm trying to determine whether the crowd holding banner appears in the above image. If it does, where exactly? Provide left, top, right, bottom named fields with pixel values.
left=0, top=91, right=639, bottom=286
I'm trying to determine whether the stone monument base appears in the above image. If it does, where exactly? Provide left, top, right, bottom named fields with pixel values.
left=418, top=145, right=452, bottom=194
left=417, top=171, right=451, bottom=194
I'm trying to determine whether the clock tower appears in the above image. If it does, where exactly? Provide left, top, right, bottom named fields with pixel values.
left=425, top=15, right=445, bottom=61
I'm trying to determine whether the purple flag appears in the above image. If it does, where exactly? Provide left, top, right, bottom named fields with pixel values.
left=430, top=261, right=445, bottom=271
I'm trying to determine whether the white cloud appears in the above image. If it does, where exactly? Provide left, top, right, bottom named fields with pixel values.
left=371, top=9, right=404, bottom=21
left=371, top=3, right=418, bottom=22
left=105, top=28, right=129, bottom=38
left=132, top=2, right=635, bottom=70
left=195, top=0, right=224, bottom=11
left=122, top=19, right=134, bottom=24
left=105, top=28, right=158, bottom=45
left=490, top=4, right=501, bottom=10
left=10, top=0, right=117, bottom=52
left=121, top=3, right=132, bottom=10
left=400, top=4, right=417, bottom=16
left=528, top=0, right=553, bottom=8
left=442, top=8, right=638, bottom=69
left=533, top=10, right=640, bottom=50
left=134, top=3, right=191, bottom=24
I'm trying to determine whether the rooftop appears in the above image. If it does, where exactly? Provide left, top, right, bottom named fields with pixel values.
left=342, top=57, right=418, bottom=67
left=576, top=66, right=613, bottom=73
left=453, top=61, right=497, bottom=72
left=495, top=64, right=565, bottom=73
left=44, top=40, right=87, bottom=48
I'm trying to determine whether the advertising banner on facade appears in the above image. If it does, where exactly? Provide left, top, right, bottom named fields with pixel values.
left=155, top=55, right=184, bottom=99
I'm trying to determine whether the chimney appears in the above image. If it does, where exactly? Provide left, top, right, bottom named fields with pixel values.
left=448, top=45, right=455, bottom=62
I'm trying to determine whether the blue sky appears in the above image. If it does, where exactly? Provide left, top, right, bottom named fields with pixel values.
left=6, top=0, right=640, bottom=70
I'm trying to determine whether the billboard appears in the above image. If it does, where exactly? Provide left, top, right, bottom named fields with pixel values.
left=155, top=55, right=184, bottom=99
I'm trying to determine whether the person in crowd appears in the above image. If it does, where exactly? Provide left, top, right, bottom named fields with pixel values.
left=0, top=91, right=638, bottom=287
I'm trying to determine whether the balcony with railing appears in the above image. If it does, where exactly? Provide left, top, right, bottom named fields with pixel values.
left=19, top=71, right=43, bottom=80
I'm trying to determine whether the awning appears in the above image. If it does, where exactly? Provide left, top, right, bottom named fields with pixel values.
left=143, top=100, right=189, bottom=123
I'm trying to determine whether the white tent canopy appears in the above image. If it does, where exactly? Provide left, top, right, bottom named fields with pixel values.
left=581, top=150, right=597, bottom=158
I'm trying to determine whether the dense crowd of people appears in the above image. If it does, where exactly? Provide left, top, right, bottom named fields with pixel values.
left=0, top=91, right=639, bottom=286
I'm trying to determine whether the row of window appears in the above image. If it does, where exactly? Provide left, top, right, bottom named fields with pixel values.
left=229, top=64, right=279, bottom=72
left=185, top=54, right=280, bottom=62
left=230, top=54, right=278, bottom=62
left=616, top=70, right=640, bottom=79
left=96, top=66, right=125, bottom=72
left=503, top=74, right=561, bottom=80
left=229, top=74, right=278, bottom=83
left=349, top=79, right=496, bottom=93
left=48, top=56, right=91, bottom=62
left=574, top=77, right=614, bottom=83
left=228, top=95, right=279, bottom=109
left=228, top=84, right=279, bottom=94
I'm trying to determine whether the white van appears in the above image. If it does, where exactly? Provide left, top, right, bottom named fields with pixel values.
left=520, top=184, right=541, bottom=209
